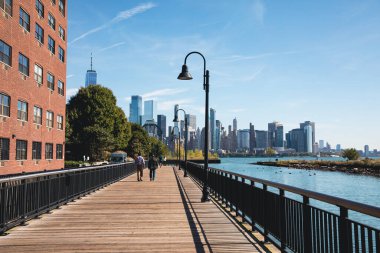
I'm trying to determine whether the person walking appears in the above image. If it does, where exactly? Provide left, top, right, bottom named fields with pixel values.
left=148, top=154, right=159, bottom=181
left=135, top=153, right=145, bottom=181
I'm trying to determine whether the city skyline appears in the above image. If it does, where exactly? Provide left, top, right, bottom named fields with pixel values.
left=67, top=1, right=380, bottom=150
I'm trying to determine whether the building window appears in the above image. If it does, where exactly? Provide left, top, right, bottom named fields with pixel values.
left=33, top=106, right=42, bottom=125
left=0, top=93, right=10, bottom=117
left=18, top=53, right=29, bottom=76
left=0, top=40, right=12, bottom=66
left=58, top=46, right=64, bottom=62
left=46, top=111, right=53, bottom=128
left=45, top=143, right=53, bottom=159
left=48, top=12, right=55, bottom=30
left=48, top=36, right=55, bottom=54
left=16, top=140, right=27, bottom=160
left=1, top=0, right=12, bottom=16
left=58, top=0, right=65, bottom=16
left=58, top=25, right=65, bottom=41
left=35, top=0, right=44, bottom=17
left=35, top=23, right=44, bottom=44
left=57, top=115, right=63, bottom=130
left=19, top=8, right=30, bottom=32
left=47, top=72, right=54, bottom=90
left=0, top=138, right=10, bottom=161
left=32, top=141, right=41, bottom=160
left=17, top=100, right=28, bottom=121
left=56, top=144, right=63, bottom=159
left=34, top=64, right=43, bottom=85
left=58, top=80, right=64, bottom=96
left=51, top=0, right=56, bottom=5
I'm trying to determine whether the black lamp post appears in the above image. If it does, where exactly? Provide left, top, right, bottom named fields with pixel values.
left=174, top=108, right=188, bottom=177
left=171, top=126, right=181, bottom=171
left=177, top=51, right=210, bottom=202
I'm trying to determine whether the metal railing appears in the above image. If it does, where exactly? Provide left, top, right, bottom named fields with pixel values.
left=184, top=161, right=380, bottom=253
left=0, top=162, right=136, bottom=234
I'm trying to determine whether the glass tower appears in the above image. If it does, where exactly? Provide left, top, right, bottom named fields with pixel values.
left=85, top=54, right=97, bottom=87
left=129, top=95, right=142, bottom=124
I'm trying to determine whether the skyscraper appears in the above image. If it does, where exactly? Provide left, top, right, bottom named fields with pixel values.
left=304, top=125, right=313, bottom=153
left=141, top=100, right=156, bottom=125
left=129, top=96, right=142, bottom=124
left=249, top=123, right=256, bottom=152
left=185, top=114, right=196, bottom=131
left=237, top=129, right=250, bottom=150
left=210, top=108, right=216, bottom=150
left=268, top=122, right=284, bottom=148
left=157, top=115, right=167, bottom=139
left=85, top=54, right=97, bottom=87
left=319, top=140, right=325, bottom=149
left=255, top=131, right=268, bottom=149
left=364, top=145, right=369, bottom=157
left=233, top=118, right=237, bottom=132
left=216, top=120, right=221, bottom=150
left=300, top=121, right=316, bottom=153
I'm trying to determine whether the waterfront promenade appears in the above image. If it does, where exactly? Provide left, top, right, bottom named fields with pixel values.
left=0, top=166, right=274, bottom=252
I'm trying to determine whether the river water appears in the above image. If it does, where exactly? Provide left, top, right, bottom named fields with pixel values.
left=211, top=157, right=380, bottom=229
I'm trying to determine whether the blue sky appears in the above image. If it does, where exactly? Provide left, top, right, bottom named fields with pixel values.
left=67, top=0, right=380, bottom=150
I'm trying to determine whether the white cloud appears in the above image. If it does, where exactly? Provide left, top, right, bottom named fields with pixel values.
left=70, top=3, right=156, bottom=44
left=98, top=42, right=126, bottom=53
left=157, top=99, right=193, bottom=111
left=142, top=88, right=189, bottom=100
left=66, top=74, right=74, bottom=79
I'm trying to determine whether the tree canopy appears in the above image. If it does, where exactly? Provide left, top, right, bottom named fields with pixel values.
left=66, top=85, right=131, bottom=161
left=342, top=148, right=360, bottom=160
left=66, top=85, right=167, bottom=161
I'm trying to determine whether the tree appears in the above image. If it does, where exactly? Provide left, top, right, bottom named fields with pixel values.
left=265, top=147, right=277, bottom=156
left=342, top=148, right=360, bottom=160
left=126, top=123, right=151, bottom=157
left=66, top=85, right=131, bottom=161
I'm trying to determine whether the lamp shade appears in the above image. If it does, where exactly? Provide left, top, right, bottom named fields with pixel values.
left=177, top=64, right=193, bottom=80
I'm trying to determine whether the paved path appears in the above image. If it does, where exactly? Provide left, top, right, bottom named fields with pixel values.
left=0, top=166, right=275, bottom=252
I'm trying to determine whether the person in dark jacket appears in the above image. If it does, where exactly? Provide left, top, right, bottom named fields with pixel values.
left=148, top=154, right=159, bottom=181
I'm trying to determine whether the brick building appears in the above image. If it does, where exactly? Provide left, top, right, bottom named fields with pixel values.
left=0, top=0, right=67, bottom=175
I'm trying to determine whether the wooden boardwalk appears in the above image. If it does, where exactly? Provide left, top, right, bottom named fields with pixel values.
left=0, top=166, right=276, bottom=252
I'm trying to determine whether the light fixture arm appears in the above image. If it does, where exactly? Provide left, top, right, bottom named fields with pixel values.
left=184, top=51, right=207, bottom=90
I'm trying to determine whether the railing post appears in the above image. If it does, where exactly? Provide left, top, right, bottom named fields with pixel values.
left=241, top=178, right=245, bottom=222
left=303, top=196, right=312, bottom=253
left=339, top=206, right=351, bottom=252
left=250, top=181, right=255, bottom=231
left=263, top=184, right=269, bottom=243
left=279, top=189, right=286, bottom=252
left=21, top=179, right=27, bottom=224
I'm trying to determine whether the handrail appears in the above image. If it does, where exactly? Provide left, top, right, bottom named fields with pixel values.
left=0, top=162, right=134, bottom=183
left=207, top=166, right=380, bottom=218
left=185, top=161, right=380, bottom=253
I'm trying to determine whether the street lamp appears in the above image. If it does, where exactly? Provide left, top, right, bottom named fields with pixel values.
left=177, top=51, right=210, bottom=202
left=174, top=108, right=188, bottom=177
left=171, top=126, right=181, bottom=171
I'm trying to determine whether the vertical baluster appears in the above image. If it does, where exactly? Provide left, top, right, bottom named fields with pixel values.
left=339, top=207, right=350, bottom=253
left=279, top=189, right=286, bottom=252
left=361, top=226, right=366, bottom=253
left=263, top=184, right=269, bottom=243
left=323, top=212, right=328, bottom=253
left=250, top=181, right=255, bottom=231
left=368, top=229, right=373, bottom=253
left=354, top=224, right=359, bottom=253
left=328, top=214, right=333, bottom=253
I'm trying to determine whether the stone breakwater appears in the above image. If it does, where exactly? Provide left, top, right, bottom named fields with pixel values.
left=254, top=160, right=380, bottom=177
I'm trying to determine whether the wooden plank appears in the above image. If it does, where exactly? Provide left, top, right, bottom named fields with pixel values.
left=0, top=166, right=277, bottom=252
